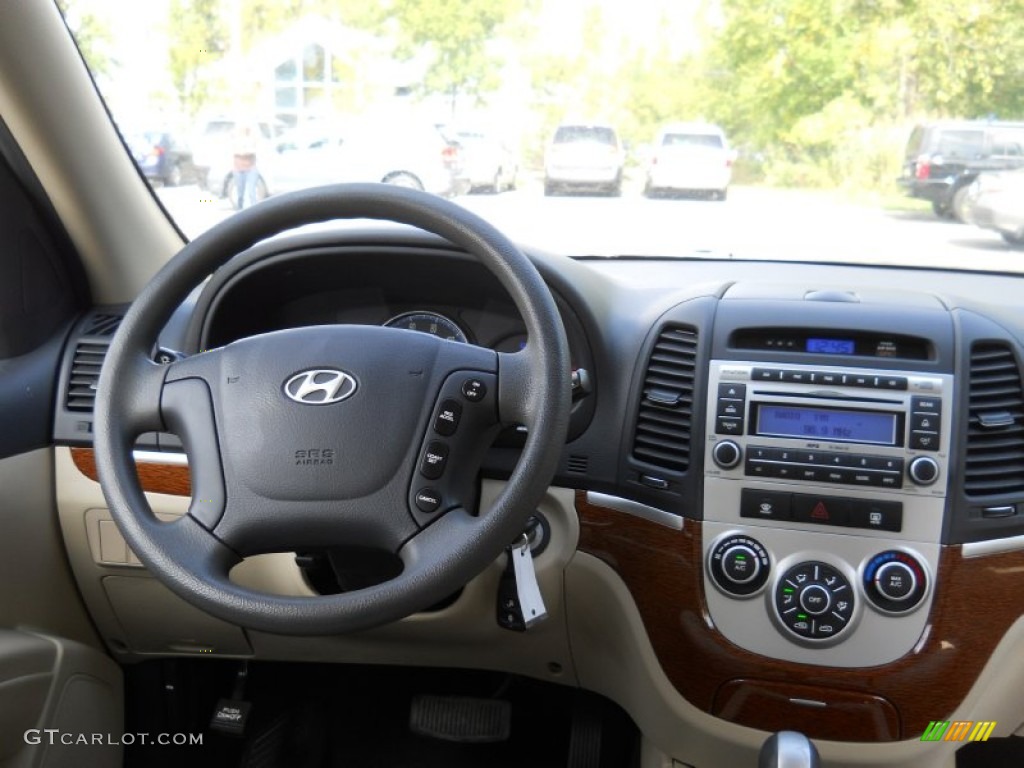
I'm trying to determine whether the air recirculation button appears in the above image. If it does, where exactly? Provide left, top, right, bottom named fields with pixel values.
left=709, top=535, right=770, bottom=597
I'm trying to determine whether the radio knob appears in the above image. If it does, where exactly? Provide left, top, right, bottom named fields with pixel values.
left=712, top=440, right=742, bottom=470
left=908, top=456, right=939, bottom=486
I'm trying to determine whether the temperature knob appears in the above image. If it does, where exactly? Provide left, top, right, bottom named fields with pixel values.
left=864, top=550, right=928, bottom=614
left=709, top=534, right=770, bottom=597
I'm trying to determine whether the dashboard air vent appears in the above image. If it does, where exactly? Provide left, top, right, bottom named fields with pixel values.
left=631, top=326, right=698, bottom=472
left=65, top=342, right=108, bottom=412
left=964, top=342, right=1024, bottom=497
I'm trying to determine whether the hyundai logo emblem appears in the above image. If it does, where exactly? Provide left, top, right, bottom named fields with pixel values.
left=284, top=369, right=358, bottom=405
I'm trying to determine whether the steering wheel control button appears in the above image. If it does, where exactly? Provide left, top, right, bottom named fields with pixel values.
left=864, top=551, right=928, bottom=614
left=740, top=489, right=791, bottom=521
left=420, top=442, right=450, bottom=480
left=461, top=378, right=487, bottom=402
left=712, top=440, right=742, bottom=469
left=775, top=562, right=854, bottom=642
left=414, top=489, right=442, bottom=514
left=709, top=535, right=770, bottom=597
left=433, top=399, right=463, bottom=436
left=908, top=456, right=940, bottom=486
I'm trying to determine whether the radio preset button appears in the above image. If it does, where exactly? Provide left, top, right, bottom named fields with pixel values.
left=781, top=370, right=813, bottom=383
left=814, top=372, right=842, bottom=385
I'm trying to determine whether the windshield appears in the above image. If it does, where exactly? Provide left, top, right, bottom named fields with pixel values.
left=58, top=0, right=1024, bottom=270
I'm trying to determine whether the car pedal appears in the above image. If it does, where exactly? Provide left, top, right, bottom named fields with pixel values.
left=567, top=694, right=603, bottom=768
left=409, top=694, right=511, bottom=743
left=210, top=661, right=251, bottom=737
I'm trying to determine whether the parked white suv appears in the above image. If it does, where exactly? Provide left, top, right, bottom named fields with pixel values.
left=644, top=123, right=733, bottom=200
left=544, top=123, right=624, bottom=196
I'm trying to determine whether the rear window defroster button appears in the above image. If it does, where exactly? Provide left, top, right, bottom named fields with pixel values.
left=420, top=442, right=450, bottom=480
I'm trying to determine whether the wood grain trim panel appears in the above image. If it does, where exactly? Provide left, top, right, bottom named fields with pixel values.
left=576, top=490, right=1024, bottom=742
left=70, top=448, right=191, bottom=497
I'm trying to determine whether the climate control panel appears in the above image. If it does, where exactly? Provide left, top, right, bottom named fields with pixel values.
left=703, top=524, right=937, bottom=667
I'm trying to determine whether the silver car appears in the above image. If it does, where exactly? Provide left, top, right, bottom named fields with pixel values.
left=965, top=168, right=1024, bottom=248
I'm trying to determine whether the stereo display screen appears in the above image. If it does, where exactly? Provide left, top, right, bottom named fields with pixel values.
left=755, top=404, right=900, bottom=446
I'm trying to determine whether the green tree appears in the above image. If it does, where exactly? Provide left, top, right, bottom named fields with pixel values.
left=56, top=0, right=114, bottom=77
left=389, top=0, right=526, bottom=111
left=168, top=0, right=228, bottom=117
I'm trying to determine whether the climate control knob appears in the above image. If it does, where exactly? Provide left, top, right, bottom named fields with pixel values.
left=774, top=561, right=854, bottom=643
left=709, top=534, right=769, bottom=597
left=908, top=456, right=940, bottom=486
left=712, top=440, right=743, bottom=470
left=863, top=550, right=927, bottom=614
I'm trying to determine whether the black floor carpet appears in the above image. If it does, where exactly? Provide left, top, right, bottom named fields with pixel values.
left=123, top=660, right=638, bottom=768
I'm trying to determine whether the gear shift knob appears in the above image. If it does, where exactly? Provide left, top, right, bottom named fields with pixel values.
left=758, top=731, right=821, bottom=768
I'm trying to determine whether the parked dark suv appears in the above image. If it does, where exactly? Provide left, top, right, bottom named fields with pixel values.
left=899, top=120, right=1024, bottom=220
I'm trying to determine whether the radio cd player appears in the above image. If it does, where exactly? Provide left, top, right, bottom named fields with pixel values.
left=704, top=361, right=953, bottom=499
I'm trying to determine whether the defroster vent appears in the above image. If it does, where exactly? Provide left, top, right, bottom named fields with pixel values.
left=631, top=326, right=698, bottom=472
left=965, top=341, right=1024, bottom=497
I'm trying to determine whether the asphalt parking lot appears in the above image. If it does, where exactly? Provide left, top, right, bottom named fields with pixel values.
left=156, top=181, right=1022, bottom=273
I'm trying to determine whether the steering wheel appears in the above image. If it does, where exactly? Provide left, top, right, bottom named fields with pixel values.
left=93, top=184, right=571, bottom=635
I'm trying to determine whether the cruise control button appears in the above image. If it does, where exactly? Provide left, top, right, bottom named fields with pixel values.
left=461, top=378, right=487, bottom=402
left=414, top=488, right=442, bottom=513
left=433, top=399, right=463, bottom=436
left=420, top=442, right=450, bottom=479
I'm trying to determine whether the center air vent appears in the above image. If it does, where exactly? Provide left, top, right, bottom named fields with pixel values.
left=964, top=341, right=1024, bottom=497
left=631, top=326, right=698, bottom=472
left=65, top=342, right=108, bottom=412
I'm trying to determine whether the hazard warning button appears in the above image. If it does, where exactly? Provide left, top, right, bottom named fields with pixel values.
left=792, top=496, right=850, bottom=526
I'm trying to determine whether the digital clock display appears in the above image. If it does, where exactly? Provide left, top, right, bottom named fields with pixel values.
left=755, top=404, right=899, bottom=446
left=806, top=337, right=856, bottom=355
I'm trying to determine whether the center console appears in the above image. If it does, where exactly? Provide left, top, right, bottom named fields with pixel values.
left=703, top=346, right=953, bottom=666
